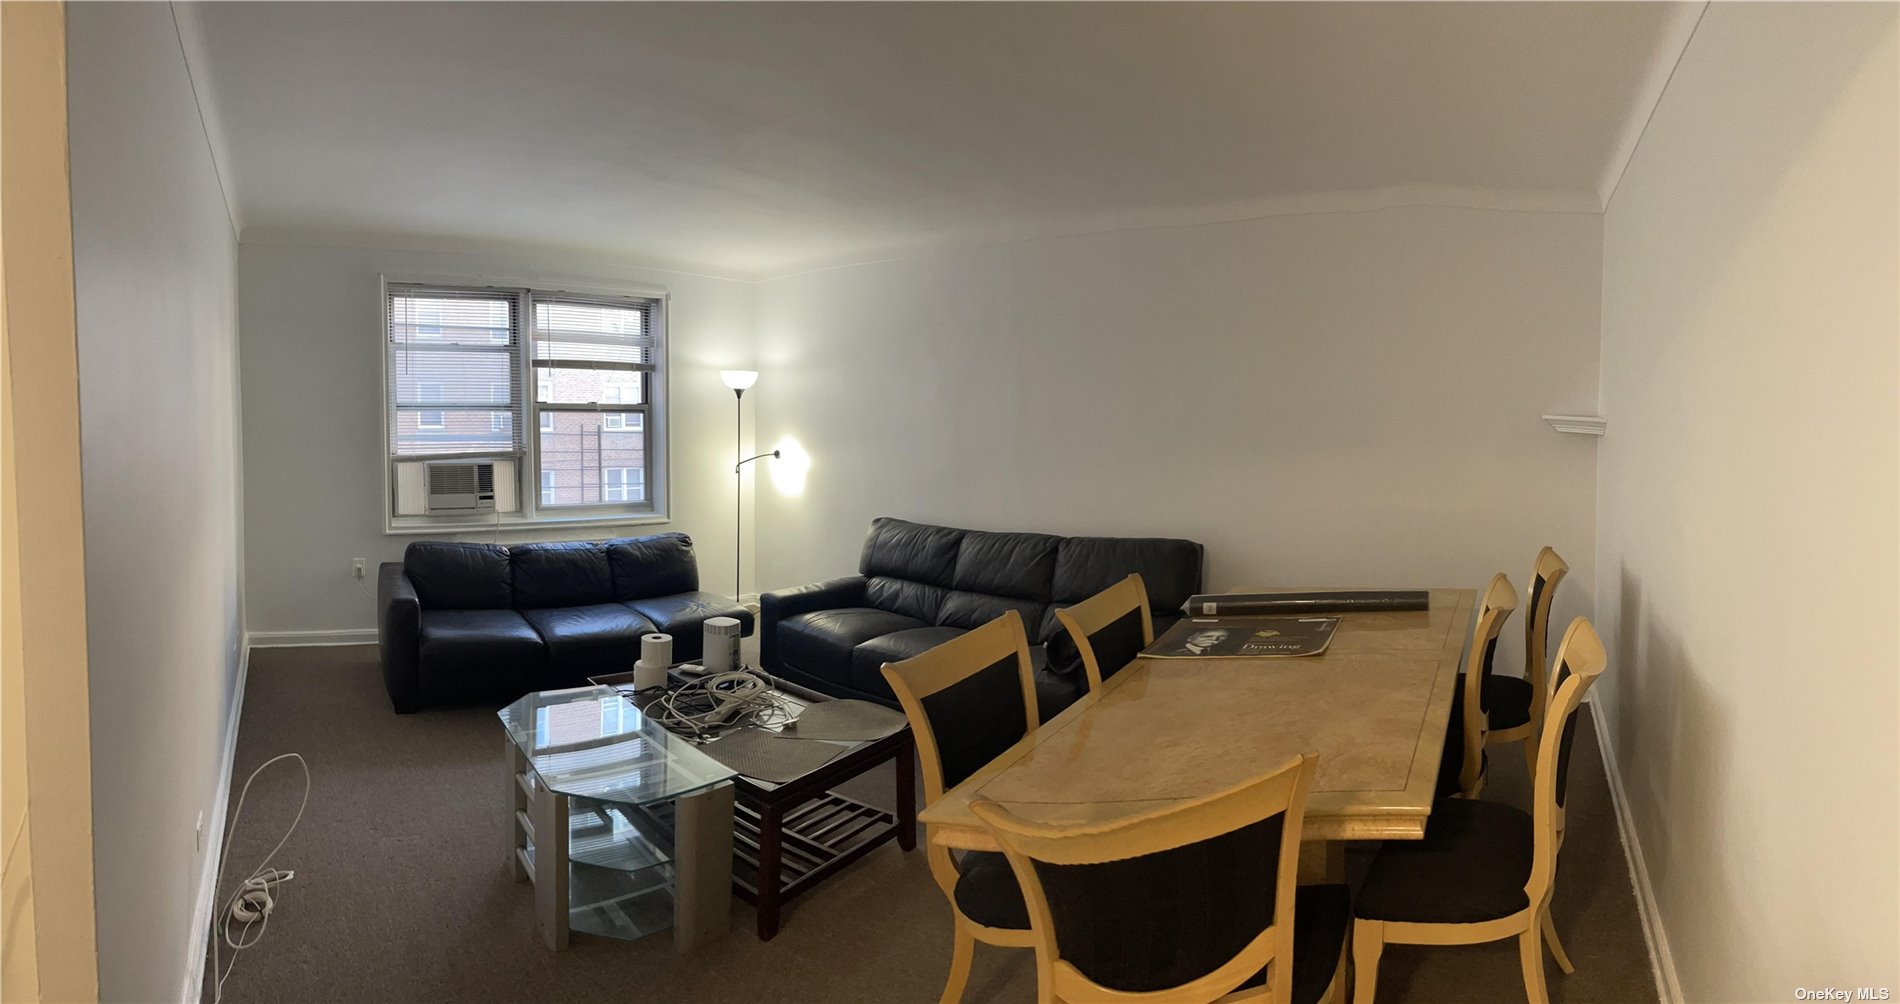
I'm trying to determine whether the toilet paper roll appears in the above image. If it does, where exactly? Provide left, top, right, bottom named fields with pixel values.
left=633, top=659, right=669, bottom=691
left=641, top=632, right=673, bottom=667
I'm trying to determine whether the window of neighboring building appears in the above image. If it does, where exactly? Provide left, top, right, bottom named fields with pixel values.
left=604, top=467, right=644, bottom=502
left=385, top=281, right=665, bottom=528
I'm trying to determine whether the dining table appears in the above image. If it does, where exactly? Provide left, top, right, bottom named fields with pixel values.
left=917, top=587, right=1478, bottom=854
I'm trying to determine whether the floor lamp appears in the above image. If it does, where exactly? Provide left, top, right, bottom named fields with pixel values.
left=722, top=370, right=777, bottom=602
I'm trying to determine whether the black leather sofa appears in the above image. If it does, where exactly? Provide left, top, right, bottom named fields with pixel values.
left=760, top=517, right=1203, bottom=720
left=377, top=533, right=752, bottom=713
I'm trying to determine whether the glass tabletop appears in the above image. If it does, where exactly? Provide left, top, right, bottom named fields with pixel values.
left=499, top=686, right=736, bottom=805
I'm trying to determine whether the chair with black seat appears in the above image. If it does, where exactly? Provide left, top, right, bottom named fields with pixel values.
left=881, top=610, right=1040, bottom=1004
left=1054, top=573, right=1154, bottom=696
left=1439, top=572, right=1518, bottom=799
left=1352, top=616, right=1607, bottom=1004
left=969, top=753, right=1349, bottom=1004
left=1487, top=547, right=1570, bottom=776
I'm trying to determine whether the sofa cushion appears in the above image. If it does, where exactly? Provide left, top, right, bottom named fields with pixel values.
left=623, top=591, right=754, bottom=663
left=1052, top=536, right=1204, bottom=611
left=865, top=575, right=950, bottom=623
left=952, top=531, right=1061, bottom=602
left=418, top=608, right=543, bottom=700
left=405, top=542, right=513, bottom=610
left=777, top=608, right=928, bottom=684
left=859, top=517, right=964, bottom=589
left=937, top=591, right=1048, bottom=633
left=850, top=626, right=968, bottom=696
left=520, top=604, right=655, bottom=686
left=510, top=541, right=613, bottom=609
left=605, top=532, right=699, bottom=601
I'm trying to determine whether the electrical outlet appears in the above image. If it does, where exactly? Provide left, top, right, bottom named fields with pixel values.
left=196, top=811, right=206, bottom=853
left=352, top=558, right=366, bottom=580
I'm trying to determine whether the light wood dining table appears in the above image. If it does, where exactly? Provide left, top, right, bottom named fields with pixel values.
left=917, top=588, right=1477, bottom=851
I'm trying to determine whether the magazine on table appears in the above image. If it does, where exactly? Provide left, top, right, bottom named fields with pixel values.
left=1144, top=615, right=1341, bottom=659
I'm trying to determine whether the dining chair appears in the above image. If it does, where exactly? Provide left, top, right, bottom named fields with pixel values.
left=1352, top=616, right=1608, bottom=1004
left=969, top=753, right=1350, bottom=1004
left=1438, top=572, right=1518, bottom=799
left=881, top=610, right=1041, bottom=1004
left=1054, top=573, right=1154, bottom=695
left=1487, top=547, right=1570, bottom=776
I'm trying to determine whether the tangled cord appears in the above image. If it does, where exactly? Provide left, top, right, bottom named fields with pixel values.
left=211, top=752, right=309, bottom=1004
left=644, top=670, right=795, bottom=738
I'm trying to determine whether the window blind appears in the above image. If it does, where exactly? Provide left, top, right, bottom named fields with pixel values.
left=532, top=293, right=657, bottom=509
left=386, top=284, right=524, bottom=458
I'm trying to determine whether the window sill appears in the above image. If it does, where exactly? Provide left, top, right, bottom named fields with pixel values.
left=384, top=511, right=671, bottom=537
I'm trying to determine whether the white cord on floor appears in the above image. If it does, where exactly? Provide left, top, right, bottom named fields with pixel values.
left=211, top=752, right=310, bottom=1004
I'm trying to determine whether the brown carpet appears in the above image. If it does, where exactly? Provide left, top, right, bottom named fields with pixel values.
left=203, top=646, right=1658, bottom=1003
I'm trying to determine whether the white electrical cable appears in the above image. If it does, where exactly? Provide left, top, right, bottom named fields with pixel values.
left=645, top=670, right=794, bottom=738
left=211, top=752, right=310, bottom=1004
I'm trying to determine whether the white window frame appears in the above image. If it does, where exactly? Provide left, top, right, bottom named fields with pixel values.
left=381, top=275, right=670, bottom=534
left=416, top=381, right=445, bottom=430
left=603, top=466, right=644, bottom=503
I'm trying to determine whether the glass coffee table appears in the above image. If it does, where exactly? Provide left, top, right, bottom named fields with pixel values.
left=499, top=686, right=738, bottom=953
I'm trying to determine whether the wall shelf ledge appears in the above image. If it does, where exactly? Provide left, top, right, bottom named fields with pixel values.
left=1542, top=414, right=1607, bottom=436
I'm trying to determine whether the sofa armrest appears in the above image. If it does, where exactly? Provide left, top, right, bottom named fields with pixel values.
left=758, top=575, right=868, bottom=670
left=378, top=562, right=423, bottom=713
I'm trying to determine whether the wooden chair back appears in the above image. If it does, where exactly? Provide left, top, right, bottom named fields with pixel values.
left=971, top=754, right=1317, bottom=1004
left=1526, top=617, right=1607, bottom=906
left=1455, top=572, right=1519, bottom=795
left=1524, top=547, right=1570, bottom=735
left=882, top=610, right=1039, bottom=899
left=1054, top=573, right=1154, bottom=694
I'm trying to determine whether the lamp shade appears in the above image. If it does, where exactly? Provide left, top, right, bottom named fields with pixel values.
left=720, top=370, right=759, bottom=391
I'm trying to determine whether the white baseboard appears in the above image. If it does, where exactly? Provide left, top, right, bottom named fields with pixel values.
left=182, top=634, right=252, bottom=1003
left=246, top=628, right=377, bottom=647
left=1590, top=696, right=1683, bottom=1004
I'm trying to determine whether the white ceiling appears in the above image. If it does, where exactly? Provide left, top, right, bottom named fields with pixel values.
left=181, top=2, right=1700, bottom=278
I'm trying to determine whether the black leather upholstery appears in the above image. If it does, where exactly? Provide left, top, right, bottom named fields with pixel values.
left=520, top=604, right=655, bottom=686
left=606, top=533, right=699, bottom=600
left=850, top=627, right=967, bottom=695
left=864, top=575, right=949, bottom=623
left=377, top=563, right=422, bottom=713
left=377, top=532, right=748, bottom=713
left=777, top=608, right=928, bottom=686
left=405, top=542, right=513, bottom=609
left=761, top=518, right=1203, bottom=713
left=952, top=851, right=1030, bottom=930
left=511, top=541, right=612, bottom=608
left=1354, top=798, right=1534, bottom=924
left=625, top=591, right=755, bottom=662
left=417, top=609, right=543, bottom=703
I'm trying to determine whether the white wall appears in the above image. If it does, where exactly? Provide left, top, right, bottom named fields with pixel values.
left=1597, top=4, right=1899, bottom=1001
left=239, top=243, right=757, bottom=637
left=754, top=206, right=1604, bottom=675
left=66, top=5, right=244, bottom=1001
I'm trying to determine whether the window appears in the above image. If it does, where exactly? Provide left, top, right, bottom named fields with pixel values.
left=604, top=467, right=644, bottom=502
left=531, top=294, right=658, bottom=510
left=416, top=382, right=445, bottom=430
left=386, top=281, right=664, bottom=527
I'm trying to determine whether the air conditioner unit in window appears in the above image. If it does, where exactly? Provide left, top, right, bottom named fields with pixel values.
left=424, top=460, right=497, bottom=515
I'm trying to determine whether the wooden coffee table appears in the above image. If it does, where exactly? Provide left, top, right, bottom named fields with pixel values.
left=607, top=671, right=917, bottom=941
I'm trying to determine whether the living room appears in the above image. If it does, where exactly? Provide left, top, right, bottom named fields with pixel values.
left=3, top=3, right=1895, bottom=1004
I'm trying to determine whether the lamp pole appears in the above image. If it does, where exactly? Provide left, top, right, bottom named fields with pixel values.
left=722, top=370, right=773, bottom=602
